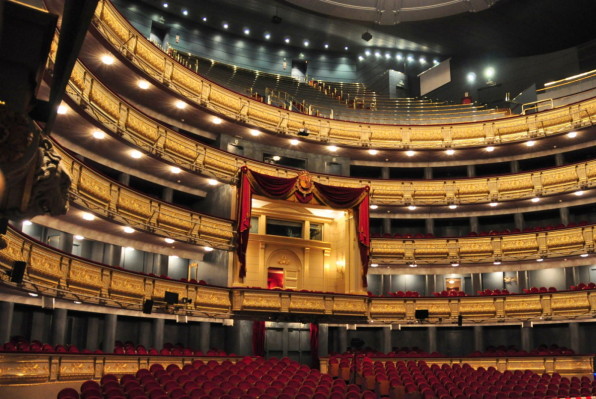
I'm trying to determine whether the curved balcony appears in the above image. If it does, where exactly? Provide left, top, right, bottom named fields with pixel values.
left=64, top=61, right=596, bottom=207
left=2, top=227, right=596, bottom=323
left=371, top=224, right=595, bottom=265
left=54, top=143, right=234, bottom=249
left=87, top=0, right=596, bottom=150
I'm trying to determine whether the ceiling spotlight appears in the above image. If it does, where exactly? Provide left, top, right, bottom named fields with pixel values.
left=57, top=105, right=67, bottom=114
left=249, top=129, right=261, bottom=136
left=289, top=139, right=299, bottom=145
left=531, top=197, right=540, bottom=203
left=162, top=2, right=168, bottom=7
left=484, top=66, right=495, bottom=80
left=485, top=146, right=495, bottom=152
left=580, top=253, right=589, bottom=258
left=467, top=72, right=476, bottom=83
left=207, top=179, right=219, bottom=186
left=365, top=50, right=371, bottom=56
left=328, top=145, right=338, bottom=152
left=182, top=9, right=188, bottom=16
left=22, top=220, right=32, bottom=226
left=170, top=166, right=181, bottom=174
left=489, top=202, right=498, bottom=207
left=445, top=149, right=455, bottom=155
left=451, top=262, right=459, bottom=267
left=358, top=56, right=364, bottom=61
left=536, top=258, right=544, bottom=262
left=361, top=31, right=372, bottom=42
left=405, top=150, right=415, bottom=157
left=493, top=261, right=501, bottom=265
left=123, top=226, right=135, bottom=234
left=203, top=246, right=214, bottom=252
left=567, top=131, right=578, bottom=138
left=525, top=140, right=536, bottom=147
left=92, top=130, right=106, bottom=139
left=419, top=57, right=426, bottom=64
left=73, top=301, right=82, bottom=305
left=74, top=235, right=85, bottom=241
left=407, top=205, right=417, bottom=211
left=369, top=204, right=378, bottom=210
left=202, top=16, right=207, bottom=22
left=370, top=263, right=379, bottom=268
left=284, top=37, right=290, bottom=44
left=243, top=28, right=250, bottom=35
left=164, top=238, right=175, bottom=244
left=212, top=117, right=223, bottom=124
left=28, top=292, right=39, bottom=297
left=272, top=155, right=281, bottom=161
left=324, top=43, right=329, bottom=49
left=448, top=204, right=458, bottom=210
left=408, top=263, right=417, bottom=268
left=82, top=212, right=95, bottom=221
left=130, top=149, right=143, bottom=159
left=175, top=100, right=187, bottom=109
left=303, top=40, right=309, bottom=47
left=124, top=246, right=134, bottom=252
left=101, top=54, right=115, bottom=65
left=137, top=80, right=150, bottom=89
left=574, top=190, right=584, bottom=196
left=264, top=33, right=271, bottom=40
left=222, top=23, right=229, bottom=29
left=344, top=46, right=349, bottom=51
left=368, top=149, right=379, bottom=155
left=396, top=54, right=403, bottom=60
left=407, top=55, right=414, bottom=62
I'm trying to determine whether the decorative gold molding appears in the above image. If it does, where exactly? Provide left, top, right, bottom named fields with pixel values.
left=372, top=224, right=595, bottom=264
left=65, top=60, right=596, bottom=206
left=3, top=227, right=596, bottom=322
left=90, top=0, right=596, bottom=150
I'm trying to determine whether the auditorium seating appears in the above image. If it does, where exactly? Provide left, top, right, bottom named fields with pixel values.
left=570, top=282, right=596, bottom=290
left=468, top=344, right=575, bottom=357
left=58, top=356, right=376, bottom=399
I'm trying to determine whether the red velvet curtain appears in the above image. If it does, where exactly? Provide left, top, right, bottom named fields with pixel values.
left=236, top=169, right=253, bottom=279
left=310, top=323, right=319, bottom=368
left=236, top=167, right=371, bottom=286
left=252, top=321, right=266, bottom=357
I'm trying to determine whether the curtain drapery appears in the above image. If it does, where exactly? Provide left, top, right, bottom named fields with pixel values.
left=310, top=323, right=319, bottom=368
left=252, top=321, right=266, bottom=357
left=236, top=167, right=370, bottom=286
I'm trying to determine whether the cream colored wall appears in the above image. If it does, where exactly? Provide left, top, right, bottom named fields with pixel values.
left=240, top=199, right=362, bottom=293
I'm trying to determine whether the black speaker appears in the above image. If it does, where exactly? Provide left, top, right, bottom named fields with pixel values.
left=10, top=261, right=26, bottom=283
left=271, top=15, right=282, bottom=24
left=164, top=291, right=179, bottom=305
left=361, top=31, right=372, bottom=42
left=142, top=299, right=153, bottom=314
left=415, top=309, right=429, bottom=320
left=297, top=128, right=309, bottom=136
left=458, top=314, right=463, bottom=327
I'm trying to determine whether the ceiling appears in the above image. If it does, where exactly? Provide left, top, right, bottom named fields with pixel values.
left=137, top=0, right=596, bottom=57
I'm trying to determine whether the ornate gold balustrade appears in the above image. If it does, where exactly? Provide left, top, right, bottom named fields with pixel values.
left=54, top=143, right=234, bottom=249
left=2, top=227, right=596, bottom=322
left=371, top=224, right=595, bottom=264
left=319, top=356, right=594, bottom=378
left=0, top=228, right=232, bottom=315
left=89, top=0, right=596, bottom=149
left=0, top=353, right=242, bottom=384
left=64, top=61, right=596, bottom=206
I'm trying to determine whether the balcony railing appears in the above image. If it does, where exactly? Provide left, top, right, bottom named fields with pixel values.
left=64, top=60, right=596, bottom=206
left=3, top=227, right=596, bottom=323
left=87, top=0, right=596, bottom=150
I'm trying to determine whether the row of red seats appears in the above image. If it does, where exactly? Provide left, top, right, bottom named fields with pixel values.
left=1, top=338, right=103, bottom=354
left=522, top=286, right=558, bottom=294
left=371, top=221, right=590, bottom=239
left=58, top=356, right=377, bottom=399
left=433, top=290, right=467, bottom=297
left=571, top=282, right=596, bottom=290
left=477, top=289, right=512, bottom=296
left=469, top=344, right=575, bottom=357
left=114, top=342, right=229, bottom=357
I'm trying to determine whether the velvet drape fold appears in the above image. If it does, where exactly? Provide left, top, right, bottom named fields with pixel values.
left=310, top=323, right=319, bottom=368
left=252, top=321, right=266, bottom=357
left=236, top=167, right=370, bottom=286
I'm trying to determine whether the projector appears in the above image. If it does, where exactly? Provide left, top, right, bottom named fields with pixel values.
left=271, top=15, right=282, bottom=24
left=361, top=31, right=372, bottom=42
